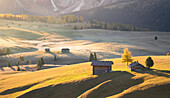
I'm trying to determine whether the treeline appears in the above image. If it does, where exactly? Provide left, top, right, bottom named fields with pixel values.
left=0, top=14, right=84, bottom=24
left=74, top=20, right=150, bottom=31
left=0, top=48, right=10, bottom=56
left=57, top=15, right=84, bottom=24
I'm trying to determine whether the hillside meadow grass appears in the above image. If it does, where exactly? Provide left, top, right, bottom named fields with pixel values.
left=0, top=55, right=170, bottom=98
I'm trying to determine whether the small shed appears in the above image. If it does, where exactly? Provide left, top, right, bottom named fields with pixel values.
left=91, top=61, right=113, bottom=75
left=128, top=61, right=147, bottom=71
left=62, top=48, right=70, bottom=53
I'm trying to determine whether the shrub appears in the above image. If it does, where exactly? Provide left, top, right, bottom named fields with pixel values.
left=0, top=48, right=10, bottom=56
left=145, top=57, right=154, bottom=70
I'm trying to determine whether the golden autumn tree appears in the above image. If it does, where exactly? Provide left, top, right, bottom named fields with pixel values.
left=79, top=16, right=84, bottom=23
left=121, top=48, right=133, bottom=66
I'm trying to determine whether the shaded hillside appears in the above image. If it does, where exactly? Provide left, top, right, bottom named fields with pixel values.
left=72, top=0, right=170, bottom=31
left=0, top=56, right=170, bottom=98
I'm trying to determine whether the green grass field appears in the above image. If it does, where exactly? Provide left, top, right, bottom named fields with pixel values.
left=0, top=56, right=170, bottom=98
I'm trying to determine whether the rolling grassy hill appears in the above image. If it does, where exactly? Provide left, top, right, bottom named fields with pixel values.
left=0, top=56, right=170, bottom=98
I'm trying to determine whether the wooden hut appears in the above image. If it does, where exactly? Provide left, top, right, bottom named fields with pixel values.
left=128, top=61, right=147, bottom=71
left=62, top=48, right=70, bottom=53
left=91, top=61, right=113, bottom=75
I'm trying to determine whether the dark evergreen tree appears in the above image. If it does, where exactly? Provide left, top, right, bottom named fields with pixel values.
left=17, top=66, right=21, bottom=71
left=93, top=52, right=98, bottom=60
left=145, top=57, right=154, bottom=70
left=7, top=61, right=11, bottom=67
left=40, top=57, right=45, bottom=66
left=89, top=53, right=94, bottom=61
left=36, top=60, right=42, bottom=70
left=54, top=55, right=57, bottom=62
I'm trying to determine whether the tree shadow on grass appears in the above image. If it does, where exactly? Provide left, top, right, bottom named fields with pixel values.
left=64, top=52, right=76, bottom=57
left=46, top=51, right=56, bottom=56
left=18, top=71, right=144, bottom=98
left=0, top=67, right=4, bottom=71
left=135, top=69, right=170, bottom=78
left=0, top=83, right=39, bottom=95
left=10, top=66, right=16, bottom=71
left=122, top=83, right=170, bottom=98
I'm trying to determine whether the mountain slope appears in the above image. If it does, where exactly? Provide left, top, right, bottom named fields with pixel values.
left=0, top=0, right=120, bottom=15
left=0, top=56, right=170, bottom=98
left=72, top=0, right=170, bottom=31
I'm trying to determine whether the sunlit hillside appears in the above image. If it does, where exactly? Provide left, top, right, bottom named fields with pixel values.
left=0, top=56, right=170, bottom=98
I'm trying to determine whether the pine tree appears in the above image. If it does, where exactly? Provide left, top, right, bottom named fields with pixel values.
left=93, top=52, right=98, bottom=60
left=17, top=66, right=21, bottom=71
left=121, top=48, right=133, bottom=66
left=7, top=61, right=11, bottom=67
left=27, top=60, right=29, bottom=65
left=89, top=53, right=94, bottom=61
left=18, top=61, right=20, bottom=65
left=36, top=60, right=41, bottom=70
left=54, top=55, right=57, bottom=62
left=145, top=57, right=154, bottom=70
left=40, top=57, right=45, bottom=66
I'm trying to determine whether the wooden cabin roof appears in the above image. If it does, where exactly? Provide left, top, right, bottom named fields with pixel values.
left=62, top=48, right=70, bottom=50
left=91, top=61, right=113, bottom=66
left=129, top=61, right=145, bottom=68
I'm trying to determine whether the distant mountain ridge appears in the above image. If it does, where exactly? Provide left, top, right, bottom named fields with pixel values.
left=0, top=0, right=120, bottom=15
left=72, top=0, right=170, bottom=31
left=0, top=0, right=169, bottom=31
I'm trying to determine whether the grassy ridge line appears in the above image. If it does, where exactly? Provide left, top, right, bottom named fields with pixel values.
left=0, top=56, right=170, bottom=98
left=0, top=27, right=44, bottom=35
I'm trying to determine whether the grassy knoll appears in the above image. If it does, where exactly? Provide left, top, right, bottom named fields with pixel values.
left=0, top=56, right=170, bottom=98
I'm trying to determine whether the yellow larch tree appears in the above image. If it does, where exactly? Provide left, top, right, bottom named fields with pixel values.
left=121, top=48, right=133, bottom=66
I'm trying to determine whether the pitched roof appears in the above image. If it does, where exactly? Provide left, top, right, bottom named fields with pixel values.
left=62, top=48, right=70, bottom=50
left=91, top=61, right=113, bottom=66
left=129, top=61, right=145, bottom=68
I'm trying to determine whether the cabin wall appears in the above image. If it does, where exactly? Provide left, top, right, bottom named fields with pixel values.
left=93, top=66, right=110, bottom=75
left=62, top=50, right=69, bottom=53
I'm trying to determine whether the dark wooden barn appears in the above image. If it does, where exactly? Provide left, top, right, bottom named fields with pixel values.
left=91, top=61, right=114, bottom=75
left=61, top=48, right=70, bottom=53
left=128, top=61, right=147, bottom=71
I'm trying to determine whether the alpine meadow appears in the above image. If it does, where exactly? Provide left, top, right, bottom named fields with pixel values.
left=0, top=0, right=170, bottom=98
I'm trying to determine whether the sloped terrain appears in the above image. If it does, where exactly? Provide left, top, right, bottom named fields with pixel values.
left=73, top=0, right=170, bottom=31
left=0, top=56, right=170, bottom=98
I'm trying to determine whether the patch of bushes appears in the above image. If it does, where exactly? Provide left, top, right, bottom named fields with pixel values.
left=36, top=57, right=45, bottom=70
left=0, top=48, right=10, bottom=56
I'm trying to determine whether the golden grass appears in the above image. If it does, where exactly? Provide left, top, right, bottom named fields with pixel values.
left=0, top=56, right=170, bottom=98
